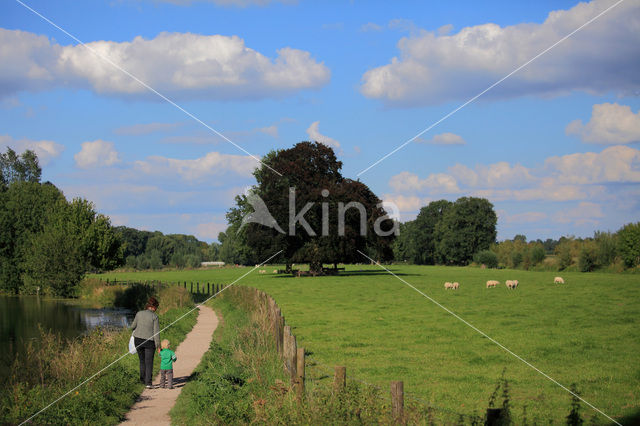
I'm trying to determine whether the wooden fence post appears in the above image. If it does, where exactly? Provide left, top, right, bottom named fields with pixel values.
left=207, top=283, right=210, bottom=294
left=288, top=332, right=297, bottom=385
left=296, top=347, right=305, bottom=399
left=391, top=381, right=404, bottom=424
left=334, top=366, right=346, bottom=392
left=283, top=326, right=292, bottom=371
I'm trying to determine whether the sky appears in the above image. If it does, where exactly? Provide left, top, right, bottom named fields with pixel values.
left=1, top=0, right=639, bottom=243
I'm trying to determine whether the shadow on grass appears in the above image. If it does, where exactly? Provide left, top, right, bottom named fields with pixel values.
left=114, top=283, right=155, bottom=311
left=616, top=410, right=640, bottom=426
left=269, top=269, right=418, bottom=278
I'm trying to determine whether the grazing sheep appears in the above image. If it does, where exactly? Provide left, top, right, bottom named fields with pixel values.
left=486, top=280, right=499, bottom=288
left=259, top=269, right=266, bottom=274
left=452, top=282, right=460, bottom=290
left=444, top=282, right=453, bottom=289
left=506, top=280, right=519, bottom=289
left=554, top=276, right=565, bottom=284
left=273, top=269, right=278, bottom=274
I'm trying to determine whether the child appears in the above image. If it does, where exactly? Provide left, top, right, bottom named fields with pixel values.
left=159, top=339, right=177, bottom=389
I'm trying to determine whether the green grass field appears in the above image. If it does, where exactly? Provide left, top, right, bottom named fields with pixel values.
left=94, top=265, right=640, bottom=423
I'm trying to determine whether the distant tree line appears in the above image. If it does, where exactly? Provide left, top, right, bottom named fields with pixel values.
left=393, top=197, right=498, bottom=266
left=0, top=148, right=122, bottom=296
left=118, top=226, right=215, bottom=270
left=485, top=226, right=640, bottom=272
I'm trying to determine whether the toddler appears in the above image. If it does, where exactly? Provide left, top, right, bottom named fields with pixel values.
left=159, top=339, right=177, bottom=389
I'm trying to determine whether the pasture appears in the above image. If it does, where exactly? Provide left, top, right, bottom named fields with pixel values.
left=95, top=265, right=640, bottom=423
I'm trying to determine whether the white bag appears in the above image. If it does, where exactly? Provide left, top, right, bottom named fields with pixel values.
left=128, top=334, right=137, bottom=354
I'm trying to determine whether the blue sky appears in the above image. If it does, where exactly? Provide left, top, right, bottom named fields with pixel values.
left=1, top=0, right=639, bottom=242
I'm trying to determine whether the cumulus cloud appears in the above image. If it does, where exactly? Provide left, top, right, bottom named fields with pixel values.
left=389, top=145, right=640, bottom=203
left=74, top=140, right=121, bottom=169
left=544, top=145, right=640, bottom=184
left=389, top=171, right=460, bottom=194
left=306, top=121, right=340, bottom=149
left=0, top=134, right=64, bottom=165
left=554, top=202, right=605, bottom=226
left=134, top=151, right=257, bottom=181
left=503, top=211, right=547, bottom=224
left=361, top=0, right=640, bottom=106
left=0, top=29, right=330, bottom=100
left=417, top=132, right=466, bottom=145
left=566, top=103, right=640, bottom=144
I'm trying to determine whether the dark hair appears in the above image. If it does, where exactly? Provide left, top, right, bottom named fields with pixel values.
left=145, top=296, right=159, bottom=310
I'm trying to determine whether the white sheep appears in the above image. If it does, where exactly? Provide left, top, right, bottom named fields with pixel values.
left=259, top=269, right=266, bottom=274
left=273, top=269, right=278, bottom=274
left=452, top=282, right=460, bottom=290
left=486, top=280, right=499, bottom=288
left=554, top=276, right=565, bottom=284
left=506, top=280, right=519, bottom=289
left=444, top=282, right=453, bottom=289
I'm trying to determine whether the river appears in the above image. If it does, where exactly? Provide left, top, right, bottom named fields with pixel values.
left=0, top=295, right=134, bottom=381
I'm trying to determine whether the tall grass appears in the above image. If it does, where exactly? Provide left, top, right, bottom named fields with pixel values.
left=1, top=285, right=197, bottom=425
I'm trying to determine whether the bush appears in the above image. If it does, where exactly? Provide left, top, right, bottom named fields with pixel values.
left=618, top=222, right=640, bottom=268
left=474, top=250, right=498, bottom=268
left=531, top=246, right=546, bottom=265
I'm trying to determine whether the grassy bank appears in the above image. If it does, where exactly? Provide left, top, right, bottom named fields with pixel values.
left=96, top=265, right=640, bottom=423
left=1, top=284, right=197, bottom=425
left=171, top=288, right=447, bottom=424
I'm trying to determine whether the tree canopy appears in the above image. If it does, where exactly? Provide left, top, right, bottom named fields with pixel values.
left=0, top=148, right=124, bottom=295
left=221, top=142, right=395, bottom=272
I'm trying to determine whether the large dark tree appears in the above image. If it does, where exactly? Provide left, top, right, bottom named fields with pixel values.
left=434, top=197, right=497, bottom=265
left=226, top=142, right=395, bottom=273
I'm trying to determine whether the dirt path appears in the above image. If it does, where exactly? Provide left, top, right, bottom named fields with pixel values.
left=121, top=305, right=218, bottom=425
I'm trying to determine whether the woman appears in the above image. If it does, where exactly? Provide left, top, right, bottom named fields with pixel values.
left=130, top=296, right=160, bottom=388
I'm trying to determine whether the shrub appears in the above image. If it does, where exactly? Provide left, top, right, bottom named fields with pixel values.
left=531, top=246, right=546, bottom=265
left=474, top=250, right=498, bottom=268
left=617, top=222, right=640, bottom=268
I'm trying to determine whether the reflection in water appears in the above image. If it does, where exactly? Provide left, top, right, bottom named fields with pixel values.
left=0, top=295, right=134, bottom=381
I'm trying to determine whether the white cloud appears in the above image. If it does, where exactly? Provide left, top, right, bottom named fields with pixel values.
left=134, top=151, right=257, bottom=181
left=554, top=202, right=605, bottom=226
left=0, top=134, right=64, bottom=165
left=259, top=125, right=279, bottom=138
left=194, top=221, right=228, bottom=241
left=360, top=22, right=383, bottom=32
left=382, top=194, right=428, bottom=212
left=389, top=171, right=460, bottom=194
left=417, top=132, right=466, bottom=145
left=0, top=29, right=330, bottom=100
left=545, top=145, right=640, bottom=184
left=361, top=0, right=640, bottom=106
left=389, top=145, right=640, bottom=203
left=114, top=122, right=181, bottom=135
left=74, top=140, right=121, bottom=169
left=306, top=121, right=340, bottom=149
left=566, top=103, right=640, bottom=144
left=503, top=211, right=547, bottom=224
left=449, top=162, right=535, bottom=188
